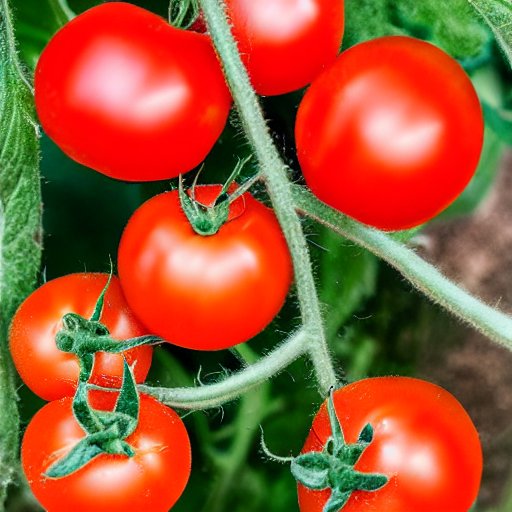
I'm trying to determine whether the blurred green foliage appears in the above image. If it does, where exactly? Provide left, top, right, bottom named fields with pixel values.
left=6, top=0, right=512, bottom=511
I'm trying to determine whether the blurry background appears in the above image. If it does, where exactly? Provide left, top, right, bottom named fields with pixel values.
left=7, top=0, right=512, bottom=510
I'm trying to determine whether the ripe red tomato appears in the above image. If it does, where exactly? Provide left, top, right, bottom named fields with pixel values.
left=22, top=394, right=191, bottom=512
left=296, top=36, right=484, bottom=230
left=35, top=2, right=231, bottom=181
left=9, top=273, right=153, bottom=401
left=297, top=377, right=482, bottom=512
left=118, top=185, right=292, bottom=350
left=225, top=0, right=344, bottom=96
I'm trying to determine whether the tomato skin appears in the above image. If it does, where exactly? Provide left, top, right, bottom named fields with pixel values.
left=296, top=36, right=484, bottom=230
left=35, top=2, right=231, bottom=181
left=22, top=394, right=191, bottom=512
left=225, top=0, right=344, bottom=96
left=118, top=186, right=292, bottom=350
left=298, top=377, right=482, bottom=512
left=9, top=273, right=153, bottom=401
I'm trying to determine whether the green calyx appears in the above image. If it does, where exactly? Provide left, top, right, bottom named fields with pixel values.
left=178, top=175, right=230, bottom=236
left=55, top=272, right=161, bottom=381
left=45, top=360, right=140, bottom=478
left=178, top=157, right=253, bottom=237
left=46, top=271, right=161, bottom=479
left=291, top=389, right=388, bottom=512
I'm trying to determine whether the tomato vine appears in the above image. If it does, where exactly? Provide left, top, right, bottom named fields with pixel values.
left=1, top=0, right=512, bottom=509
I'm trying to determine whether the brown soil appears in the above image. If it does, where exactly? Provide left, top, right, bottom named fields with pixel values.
left=418, top=151, right=512, bottom=509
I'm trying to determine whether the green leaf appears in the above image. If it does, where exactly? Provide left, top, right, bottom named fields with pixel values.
left=483, top=102, right=512, bottom=145
left=44, top=437, right=103, bottom=478
left=467, top=0, right=512, bottom=67
left=0, top=0, right=42, bottom=503
left=343, top=0, right=405, bottom=49
left=344, top=0, right=489, bottom=61
left=395, top=0, right=490, bottom=61
left=290, top=453, right=331, bottom=490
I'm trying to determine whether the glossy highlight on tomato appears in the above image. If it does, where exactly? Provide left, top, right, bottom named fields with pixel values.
left=298, top=377, right=482, bottom=512
left=9, top=273, right=153, bottom=401
left=118, top=185, right=292, bottom=350
left=225, top=0, right=344, bottom=96
left=296, top=36, right=484, bottom=230
left=22, top=394, right=191, bottom=512
left=35, top=2, right=231, bottom=181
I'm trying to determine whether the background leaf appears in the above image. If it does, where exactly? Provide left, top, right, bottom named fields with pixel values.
left=467, top=0, right=512, bottom=66
left=0, top=0, right=42, bottom=506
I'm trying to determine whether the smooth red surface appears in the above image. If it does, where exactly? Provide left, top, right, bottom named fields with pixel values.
left=296, top=36, right=484, bottom=230
left=35, top=2, right=231, bottom=181
left=118, top=185, right=292, bottom=350
left=225, top=0, right=344, bottom=96
left=298, top=377, right=483, bottom=512
left=22, top=395, right=191, bottom=512
left=9, top=273, right=153, bottom=401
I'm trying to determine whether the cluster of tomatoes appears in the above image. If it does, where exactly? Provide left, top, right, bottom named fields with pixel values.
left=9, top=0, right=487, bottom=511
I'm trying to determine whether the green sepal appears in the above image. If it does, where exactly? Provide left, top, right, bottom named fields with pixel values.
left=50, top=361, right=140, bottom=479
left=214, top=155, right=252, bottom=206
left=178, top=175, right=230, bottom=236
left=291, top=390, right=389, bottom=511
left=323, top=488, right=350, bottom=512
left=169, top=0, right=200, bottom=29
left=94, top=335, right=162, bottom=354
left=90, top=267, right=113, bottom=322
left=73, top=381, right=103, bottom=434
left=44, top=436, right=104, bottom=478
left=327, top=388, right=344, bottom=452
left=112, top=359, right=139, bottom=438
left=358, top=423, right=374, bottom=444
left=350, top=471, right=388, bottom=492
left=291, top=452, right=330, bottom=490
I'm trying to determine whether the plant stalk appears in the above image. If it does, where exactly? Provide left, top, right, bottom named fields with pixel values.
left=199, top=0, right=338, bottom=395
left=293, top=186, right=512, bottom=352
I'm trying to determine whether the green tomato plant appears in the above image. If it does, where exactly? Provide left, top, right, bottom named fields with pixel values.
left=1, top=0, right=512, bottom=511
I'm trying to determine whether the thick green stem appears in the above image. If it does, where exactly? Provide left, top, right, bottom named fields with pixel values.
left=294, top=186, right=512, bottom=351
left=199, top=0, right=337, bottom=395
left=141, top=329, right=308, bottom=409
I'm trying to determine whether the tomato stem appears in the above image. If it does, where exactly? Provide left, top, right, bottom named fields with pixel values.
left=293, top=185, right=512, bottom=352
left=199, top=0, right=339, bottom=396
left=141, top=328, right=309, bottom=409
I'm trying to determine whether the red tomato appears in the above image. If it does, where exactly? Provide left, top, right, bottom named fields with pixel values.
left=118, top=185, right=292, bottom=350
left=22, top=394, right=191, bottom=512
left=35, top=2, right=231, bottom=181
left=296, top=36, right=484, bottom=230
left=298, top=377, right=482, bottom=512
left=225, top=0, right=344, bottom=96
left=9, top=273, right=153, bottom=401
